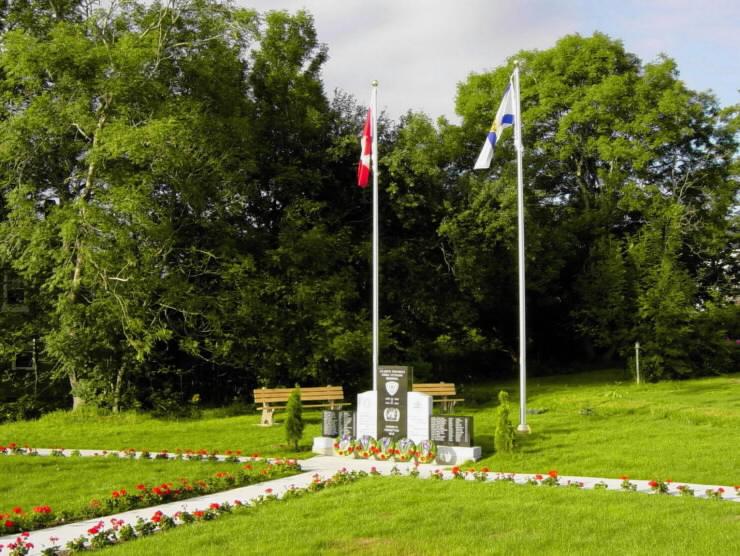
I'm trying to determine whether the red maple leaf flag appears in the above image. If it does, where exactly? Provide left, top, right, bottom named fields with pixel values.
left=357, top=106, right=372, bottom=187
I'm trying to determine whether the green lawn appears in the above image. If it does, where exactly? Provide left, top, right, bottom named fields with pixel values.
left=0, top=408, right=316, bottom=459
left=465, top=371, right=740, bottom=484
left=1, top=371, right=738, bottom=484
left=0, top=456, right=274, bottom=515
left=106, top=477, right=740, bottom=555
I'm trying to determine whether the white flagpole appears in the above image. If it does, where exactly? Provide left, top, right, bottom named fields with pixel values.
left=513, top=61, right=530, bottom=433
left=371, top=81, right=379, bottom=391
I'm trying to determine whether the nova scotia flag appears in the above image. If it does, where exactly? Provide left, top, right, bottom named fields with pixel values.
left=474, top=83, right=516, bottom=169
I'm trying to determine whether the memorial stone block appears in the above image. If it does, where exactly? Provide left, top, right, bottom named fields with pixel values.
left=322, top=410, right=355, bottom=438
left=407, top=391, right=432, bottom=443
left=322, top=410, right=339, bottom=437
left=356, top=390, right=378, bottom=439
left=338, top=410, right=355, bottom=438
left=377, top=365, right=409, bottom=440
left=430, top=415, right=474, bottom=447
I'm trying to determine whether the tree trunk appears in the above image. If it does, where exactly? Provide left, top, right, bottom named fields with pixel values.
left=68, top=371, right=85, bottom=410
left=66, top=107, right=109, bottom=409
left=112, top=366, right=125, bottom=413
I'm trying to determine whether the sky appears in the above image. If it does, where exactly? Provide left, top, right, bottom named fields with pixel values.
left=239, top=0, right=740, bottom=122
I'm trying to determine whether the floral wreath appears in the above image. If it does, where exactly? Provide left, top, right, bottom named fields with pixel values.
left=333, top=435, right=356, bottom=457
left=394, top=438, right=416, bottom=462
left=415, top=439, right=437, bottom=464
left=354, top=435, right=378, bottom=459
left=374, top=437, right=395, bottom=461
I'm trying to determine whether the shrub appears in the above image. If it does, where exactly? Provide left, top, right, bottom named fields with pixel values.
left=284, top=386, right=304, bottom=450
left=494, top=390, right=515, bottom=454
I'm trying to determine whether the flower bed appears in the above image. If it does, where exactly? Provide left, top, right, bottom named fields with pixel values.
left=0, top=469, right=368, bottom=556
left=0, top=459, right=300, bottom=537
left=0, top=443, right=263, bottom=463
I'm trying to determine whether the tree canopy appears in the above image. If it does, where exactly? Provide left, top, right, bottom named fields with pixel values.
left=1, top=2, right=737, bottom=418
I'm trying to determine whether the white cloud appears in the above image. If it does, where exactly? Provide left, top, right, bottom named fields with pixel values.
left=240, top=0, right=740, bottom=121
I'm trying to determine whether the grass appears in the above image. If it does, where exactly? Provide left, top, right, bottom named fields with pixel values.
left=0, top=456, right=273, bottom=515
left=105, top=477, right=740, bottom=555
left=464, top=371, right=740, bottom=484
left=1, top=370, right=738, bottom=483
left=0, top=408, right=316, bottom=459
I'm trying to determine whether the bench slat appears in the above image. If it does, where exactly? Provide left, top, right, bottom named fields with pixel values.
left=413, top=383, right=457, bottom=395
left=253, top=386, right=345, bottom=405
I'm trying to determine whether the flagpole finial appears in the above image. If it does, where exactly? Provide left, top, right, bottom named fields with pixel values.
left=372, top=80, right=379, bottom=87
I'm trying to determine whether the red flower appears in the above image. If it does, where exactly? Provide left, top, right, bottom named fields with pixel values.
left=151, top=511, right=163, bottom=523
left=4, top=520, right=14, bottom=528
left=209, top=503, right=220, bottom=510
left=718, top=487, right=725, bottom=493
left=648, top=480, right=658, bottom=488
left=535, top=474, right=543, bottom=481
left=12, top=507, right=22, bottom=515
left=620, top=475, right=629, bottom=481
left=88, top=526, right=100, bottom=535
left=112, top=491, right=120, bottom=498
left=548, top=470, right=558, bottom=478
left=32, top=506, right=52, bottom=514
left=119, top=489, right=127, bottom=496
left=136, top=484, right=146, bottom=491
left=193, top=510, right=205, bottom=518
left=265, top=488, right=273, bottom=494
left=481, top=467, right=490, bottom=473
left=451, top=466, right=460, bottom=475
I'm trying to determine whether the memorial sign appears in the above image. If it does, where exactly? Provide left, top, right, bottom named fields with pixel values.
left=322, top=410, right=355, bottom=438
left=430, top=415, right=474, bottom=447
left=338, top=410, right=355, bottom=438
left=322, top=410, right=338, bottom=437
left=377, top=365, right=409, bottom=440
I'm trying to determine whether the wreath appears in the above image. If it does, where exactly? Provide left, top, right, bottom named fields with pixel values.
left=394, top=438, right=416, bottom=462
left=355, top=435, right=378, bottom=459
left=374, top=437, right=395, bottom=461
left=334, top=435, right=356, bottom=457
left=415, top=439, right=437, bottom=464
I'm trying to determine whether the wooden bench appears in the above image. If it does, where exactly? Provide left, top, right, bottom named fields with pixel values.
left=413, top=382, right=464, bottom=412
left=253, top=386, right=348, bottom=426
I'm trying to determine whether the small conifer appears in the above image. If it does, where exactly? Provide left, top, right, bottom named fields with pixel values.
left=494, top=390, right=515, bottom=453
left=285, top=386, right=304, bottom=451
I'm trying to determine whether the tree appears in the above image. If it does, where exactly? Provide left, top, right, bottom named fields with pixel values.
left=284, top=386, right=304, bottom=451
left=446, top=32, right=738, bottom=376
left=494, top=390, right=515, bottom=453
left=0, top=0, right=259, bottom=409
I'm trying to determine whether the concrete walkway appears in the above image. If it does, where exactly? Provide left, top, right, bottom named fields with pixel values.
left=1, top=452, right=737, bottom=555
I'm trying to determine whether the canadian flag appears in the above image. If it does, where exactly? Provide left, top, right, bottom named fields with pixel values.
left=357, top=107, right=372, bottom=187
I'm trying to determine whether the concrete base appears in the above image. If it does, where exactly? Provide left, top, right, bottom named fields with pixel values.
left=312, top=436, right=336, bottom=456
left=435, top=445, right=482, bottom=465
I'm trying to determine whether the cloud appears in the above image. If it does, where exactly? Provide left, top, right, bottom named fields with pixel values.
left=241, top=0, right=740, bottom=120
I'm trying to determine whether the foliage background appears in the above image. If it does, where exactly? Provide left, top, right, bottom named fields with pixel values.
left=0, top=1, right=737, bottom=417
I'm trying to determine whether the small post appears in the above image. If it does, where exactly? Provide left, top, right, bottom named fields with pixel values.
left=635, top=341, right=640, bottom=384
